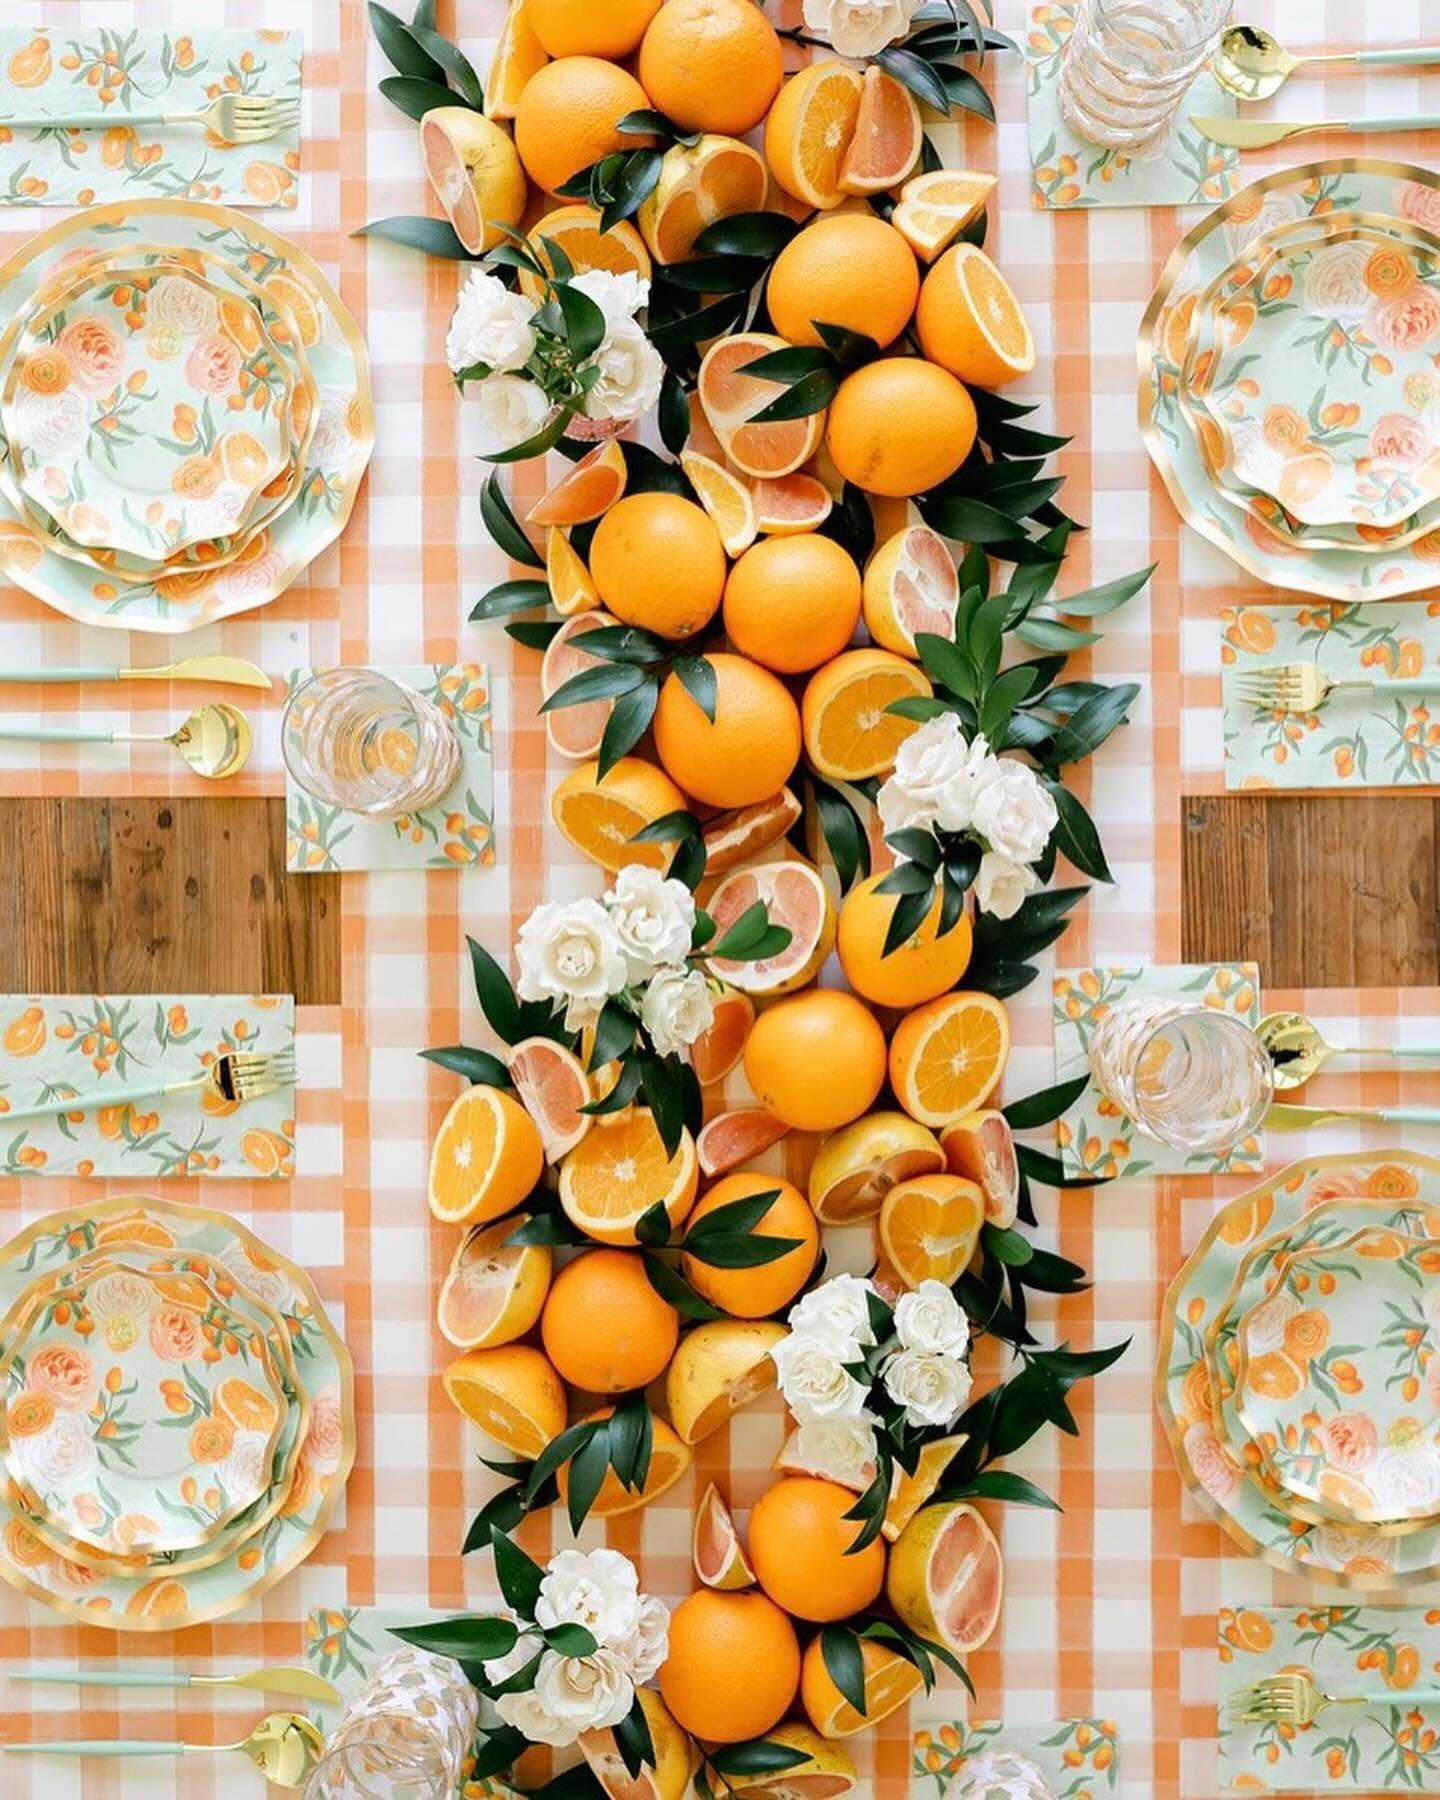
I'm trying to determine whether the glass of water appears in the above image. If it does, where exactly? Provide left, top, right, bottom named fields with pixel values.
left=1088, top=999, right=1272, bottom=1155
left=1057, top=0, right=1234, bottom=156
left=282, top=668, right=462, bottom=820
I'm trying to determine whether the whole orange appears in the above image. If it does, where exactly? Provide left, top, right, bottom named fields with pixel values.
left=680, top=1173, right=820, bottom=1318
left=639, top=0, right=784, bottom=135
left=743, top=989, right=887, bottom=1132
left=658, top=1589, right=801, bottom=1742
left=837, top=873, right=974, bottom=1009
left=767, top=214, right=920, bottom=350
left=749, top=1476, right=887, bottom=1621
left=588, top=492, right=727, bottom=640
left=722, top=535, right=862, bottom=674
left=653, top=652, right=801, bottom=809
left=514, top=58, right=653, bottom=195
left=826, top=358, right=978, bottom=498
left=527, top=0, right=662, bottom=58
left=540, top=1248, right=679, bottom=1392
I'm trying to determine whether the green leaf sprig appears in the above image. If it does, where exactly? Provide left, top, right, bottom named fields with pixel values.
left=554, top=111, right=700, bottom=232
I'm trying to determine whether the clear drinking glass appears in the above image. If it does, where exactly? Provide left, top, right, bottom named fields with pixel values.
left=304, top=1647, right=479, bottom=1800
left=282, top=669, right=462, bottom=820
left=1056, top=0, right=1234, bottom=156
left=1088, top=999, right=1273, bottom=1154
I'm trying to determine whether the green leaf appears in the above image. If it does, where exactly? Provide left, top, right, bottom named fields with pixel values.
left=356, top=214, right=476, bottom=259
left=708, top=1742, right=811, bottom=1777
left=589, top=1000, right=636, bottom=1071
left=505, top=619, right=563, bottom=651
left=480, top=471, right=543, bottom=568
left=694, top=212, right=801, bottom=258
left=598, top=679, right=660, bottom=780
left=1003, top=1073, right=1090, bottom=1129
left=673, top=655, right=717, bottom=722
left=467, top=935, right=521, bottom=1044
left=647, top=291, right=749, bottom=351
left=390, top=1615, right=518, bottom=1661
left=1046, top=780, right=1112, bottom=882
left=631, top=808, right=702, bottom=844
left=479, top=411, right=571, bottom=465
left=637, top=1053, right=686, bottom=1159
left=1013, top=616, right=1102, bottom=652
left=919, top=492, right=1032, bottom=546
left=684, top=1189, right=781, bottom=1242
left=657, top=256, right=763, bottom=295
left=470, top=578, right=551, bottom=621
left=660, top=367, right=691, bottom=454
left=600, top=148, right=667, bottom=230
left=566, top=1427, right=613, bottom=1533
left=751, top=368, right=840, bottom=423
left=544, top=1622, right=600, bottom=1656
left=1015, top=1141, right=1109, bottom=1190
left=525, top=1418, right=601, bottom=1501
left=643, top=1251, right=726, bottom=1321
left=635, top=1199, right=675, bottom=1248
left=682, top=1231, right=804, bottom=1270
left=741, top=346, right=836, bottom=382
left=556, top=282, right=608, bottom=362
left=809, top=776, right=870, bottom=893
left=369, top=3, right=448, bottom=80
left=876, top=44, right=952, bottom=111
left=819, top=1626, right=867, bottom=1718
left=885, top=828, right=941, bottom=871
left=887, top=695, right=952, bottom=725
left=914, top=630, right=976, bottom=702
left=1014, top=1247, right=1091, bottom=1295
left=882, top=879, right=937, bottom=958
left=1049, top=682, right=1139, bottom=766
left=488, top=1646, right=546, bottom=1696
left=616, top=1693, right=657, bottom=1780
left=540, top=662, right=648, bottom=714
left=502, top=1213, right=589, bottom=1247
left=618, top=107, right=675, bottom=137
left=978, top=664, right=1038, bottom=745
left=936, top=62, right=996, bottom=122
left=377, top=73, right=458, bottom=120
left=409, top=22, right=484, bottom=106
left=607, top=1392, right=654, bottom=1492
left=490, top=1526, right=544, bottom=1618
left=814, top=321, right=880, bottom=368
left=573, top=624, right=671, bottom=666
left=945, top=1470, right=1061, bottom=1510
left=708, top=900, right=776, bottom=961
left=1057, top=564, right=1154, bottom=617
left=985, top=1225, right=1034, bottom=1267
left=419, top=1045, right=512, bottom=1088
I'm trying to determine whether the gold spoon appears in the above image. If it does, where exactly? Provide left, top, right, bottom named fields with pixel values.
left=5, top=1711, right=325, bottom=1787
left=1258, top=1009, right=1440, bottom=1090
left=1211, top=25, right=1440, bottom=103
left=12, top=1664, right=340, bottom=1704
left=0, top=655, right=271, bottom=691
left=0, top=701, right=252, bottom=778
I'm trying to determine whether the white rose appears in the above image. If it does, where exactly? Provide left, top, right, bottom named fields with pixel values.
left=1241, top=1288, right=1301, bottom=1355
left=494, top=1681, right=573, bottom=1748
left=148, top=273, right=219, bottom=337
left=446, top=269, right=538, bottom=375
left=569, top=269, right=650, bottom=330
left=606, top=866, right=696, bottom=979
left=975, top=850, right=1038, bottom=921
left=1301, top=242, right=1374, bottom=322
left=217, top=1429, right=271, bottom=1508
left=14, top=386, right=90, bottom=460
left=944, top=1746, right=1057, bottom=1800
left=640, top=965, right=714, bottom=1057
left=882, top=1347, right=972, bottom=1429
left=15, top=1411, right=97, bottom=1492
left=893, top=1280, right=970, bottom=1357
left=616, top=1593, right=669, bottom=1683
left=785, top=1414, right=880, bottom=1488
left=535, top=1547, right=642, bottom=1648
left=970, top=758, right=1057, bottom=864
left=307, top=387, right=358, bottom=473
left=524, top=1649, right=633, bottom=1745
left=582, top=322, right=664, bottom=424
left=475, top=372, right=551, bottom=450
left=515, top=896, right=629, bottom=1029
left=772, top=1331, right=872, bottom=1421
left=787, top=1274, right=878, bottom=1352
left=802, top=0, right=921, bottom=56
left=877, top=716, right=994, bottom=838
left=1229, top=419, right=1285, bottom=494
left=1368, top=1447, right=1440, bottom=1518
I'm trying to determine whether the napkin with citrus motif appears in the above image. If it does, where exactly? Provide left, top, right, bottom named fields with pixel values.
left=913, top=1715, right=1121, bottom=1796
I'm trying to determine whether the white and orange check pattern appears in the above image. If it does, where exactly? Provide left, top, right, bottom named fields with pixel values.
left=1, top=4, right=1439, bottom=1797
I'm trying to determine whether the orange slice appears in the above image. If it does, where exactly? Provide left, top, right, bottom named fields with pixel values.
left=668, top=1321, right=784, bottom=1444
left=862, top=524, right=960, bottom=658
left=696, top=1107, right=792, bottom=1178
left=580, top=1688, right=697, bottom=1800
left=889, top=991, right=1011, bottom=1128
left=892, top=168, right=996, bottom=261
left=698, top=332, right=826, bottom=480
left=838, top=67, right=922, bottom=197
left=214, top=1376, right=278, bottom=1433
left=701, top=788, right=803, bottom=874
left=878, top=1173, right=985, bottom=1288
left=703, top=860, right=835, bottom=996
left=694, top=1480, right=758, bottom=1588
left=800, top=647, right=933, bottom=780
left=483, top=0, right=549, bottom=120
left=808, top=1111, right=945, bottom=1226
left=436, top=1214, right=553, bottom=1349
left=546, top=526, right=599, bottom=617
left=441, top=1343, right=567, bottom=1459
left=541, top=611, right=620, bottom=761
left=680, top=449, right=757, bottom=556
left=638, top=134, right=769, bottom=266
left=428, top=1086, right=546, bottom=1225
left=688, top=986, right=754, bottom=1086
left=558, top=1106, right=698, bottom=1244
left=551, top=756, right=687, bottom=872
left=508, top=1036, right=592, bottom=1160
left=799, top=1636, right=924, bottom=1739
left=886, top=1500, right=1004, bottom=1654
left=883, top=1432, right=966, bottom=1542
left=559, top=1409, right=692, bottom=1515
left=527, top=441, right=628, bottom=527
left=941, top=1108, right=1021, bottom=1228
left=732, top=1722, right=857, bottom=1797
left=764, top=63, right=865, bottom=211
left=752, top=473, right=833, bottom=535
left=916, top=241, right=1037, bottom=387
left=519, top=205, right=653, bottom=305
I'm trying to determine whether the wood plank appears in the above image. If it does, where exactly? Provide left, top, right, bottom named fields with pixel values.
left=0, top=798, right=340, bottom=1004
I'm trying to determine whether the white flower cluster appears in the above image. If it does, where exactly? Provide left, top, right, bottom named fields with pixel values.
left=446, top=266, right=664, bottom=447
left=877, top=714, right=1058, bottom=921
left=484, top=1547, right=669, bottom=1748
left=514, top=868, right=714, bottom=1055
left=802, top=0, right=923, bottom=57
left=943, top=1746, right=1058, bottom=1800
left=773, top=1274, right=973, bottom=1474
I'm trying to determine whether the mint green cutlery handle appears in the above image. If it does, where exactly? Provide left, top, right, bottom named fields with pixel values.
left=7, top=1740, right=189, bottom=1756
left=1374, top=679, right=1440, bottom=695
left=1380, top=1106, right=1440, bottom=1124
left=0, top=668, right=120, bottom=684
left=1357, top=46, right=1440, bottom=67
left=2, top=110, right=173, bottom=130
left=13, top=1670, right=187, bottom=1689
left=0, top=1075, right=184, bottom=1126
left=0, top=725, right=116, bottom=745
left=1341, top=114, right=1440, bottom=132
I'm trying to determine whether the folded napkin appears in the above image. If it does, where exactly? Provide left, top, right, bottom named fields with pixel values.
left=913, top=1715, right=1122, bottom=1796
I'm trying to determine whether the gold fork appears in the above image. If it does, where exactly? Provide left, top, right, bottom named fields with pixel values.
left=5, top=93, right=299, bottom=144
left=0, top=1048, right=296, bottom=1126
left=1227, top=1669, right=1440, bottom=1728
left=1232, top=662, right=1440, bottom=715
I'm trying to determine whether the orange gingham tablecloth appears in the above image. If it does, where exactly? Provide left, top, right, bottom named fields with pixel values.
left=3, top=3, right=1440, bottom=1796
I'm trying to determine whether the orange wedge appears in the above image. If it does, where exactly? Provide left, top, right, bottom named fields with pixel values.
left=752, top=473, right=833, bottom=535
left=519, top=204, right=653, bottom=305
left=800, top=647, right=933, bottom=781
left=694, top=1481, right=758, bottom=1588
left=559, top=1409, right=692, bottom=1515
left=420, top=107, right=528, bottom=255
left=733, top=1723, right=857, bottom=1797
left=668, top=1322, right=784, bottom=1444
left=580, top=1688, right=698, bottom=1800
left=862, top=524, right=960, bottom=658
left=680, top=449, right=757, bottom=556
left=638, top=134, right=769, bottom=265
left=838, top=67, right=922, bottom=197
left=887, top=1500, right=1004, bottom=1654
left=799, top=1637, right=924, bottom=1740
left=941, top=1108, right=1021, bottom=1228
left=508, top=1036, right=591, bottom=1160
left=917, top=241, right=1037, bottom=387
left=883, top=1432, right=966, bottom=1542
left=436, top=1214, right=553, bottom=1350
left=527, top=441, right=627, bottom=527
left=546, top=526, right=599, bottom=617
left=428, top=1086, right=546, bottom=1226
left=892, top=168, right=996, bottom=261
left=541, top=611, right=620, bottom=761
left=558, top=1106, right=698, bottom=1244
left=688, top=986, right=754, bottom=1086
left=483, top=0, right=550, bottom=120
left=441, top=1343, right=567, bottom=1459
left=550, top=756, right=687, bottom=872
left=879, top=1173, right=985, bottom=1289
left=764, top=63, right=865, bottom=211
left=696, top=1106, right=792, bottom=1178
left=889, top=991, right=1011, bottom=1128
left=807, top=1111, right=945, bottom=1226
left=703, top=860, right=835, bottom=996
left=698, top=332, right=826, bottom=480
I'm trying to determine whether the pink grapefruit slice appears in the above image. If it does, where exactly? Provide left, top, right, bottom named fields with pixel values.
left=862, top=524, right=960, bottom=658
left=941, top=1108, right=1021, bottom=1228
left=752, top=473, right=833, bottom=536
left=508, top=1035, right=592, bottom=1160
left=541, top=611, right=619, bottom=760
left=886, top=1499, right=1004, bottom=1654
left=702, top=860, right=835, bottom=996
left=693, top=1481, right=758, bottom=1590
left=698, top=332, right=826, bottom=480
left=696, top=1107, right=792, bottom=1178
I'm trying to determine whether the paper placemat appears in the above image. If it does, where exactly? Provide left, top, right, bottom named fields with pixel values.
left=913, top=1716, right=1121, bottom=1796
left=1218, top=1605, right=1440, bottom=1790
left=1026, top=3, right=1239, bottom=209
left=285, top=663, right=496, bottom=874
left=1053, top=962, right=1263, bottom=1177
left=0, top=993, right=294, bottom=1178
left=1221, top=600, right=1440, bottom=790
left=0, top=27, right=301, bottom=209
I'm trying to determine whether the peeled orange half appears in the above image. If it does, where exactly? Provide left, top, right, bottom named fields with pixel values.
left=436, top=1214, right=552, bottom=1349
left=698, top=332, right=826, bottom=480
left=541, top=612, right=620, bottom=761
left=703, top=860, right=835, bottom=996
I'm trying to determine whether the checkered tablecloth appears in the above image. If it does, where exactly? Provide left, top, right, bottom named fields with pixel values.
left=3, top=4, right=1440, bottom=1797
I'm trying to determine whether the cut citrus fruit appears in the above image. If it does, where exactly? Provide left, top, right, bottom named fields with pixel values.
left=891, top=167, right=996, bottom=261
left=889, top=991, right=1011, bottom=1128
left=659, top=1590, right=801, bottom=1744
left=680, top=449, right=757, bottom=556
left=214, top=1376, right=278, bottom=1433
left=837, top=872, right=974, bottom=1009
left=701, top=788, right=803, bottom=875
left=703, top=860, right=835, bottom=996
left=749, top=1476, right=886, bottom=1623
left=862, top=524, right=961, bottom=659
left=428, top=1086, right=545, bottom=1226
left=638, top=134, right=769, bottom=265
left=420, top=106, right=527, bottom=255
left=744, top=990, right=887, bottom=1134
left=733, top=1722, right=858, bottom=1798
left=916, top=241, right=1037, bottom=388
left=808, top=1111, right=946, bottom=1225
left=580, top=1687, right=697, bottom=1800
left=681, top=1174, right=820, bottom=1319
left=884, top=1433, right=967, bottom=1543
left=698, top=332, right=827, bottom=480
left=764, top=63, right=865, bottom=211
left=441, top=1343, right=567, bottom=1460
left=559, top=1409, right=692, bottom=1515
left=799, top=1635, right=924, bottom=1740
left=667, top=1320, right=784, bottom=1443
left=507, top=1036, right=592, bottom=1160
left=800, top=647, right=933, bottom=781
left=436, top=1214, right=552, bottom=1349
left=838, top=67, right=922, bottom=196
left=558, top=1106, right=698, bottom=1244
left=773, top=1425, right=875, bottom=1490
left=545, top=525, right=599, bottom=617
left=541, top=611, right=620, bottom=760
left=541, top=1248, right=679, bottom=1391
left=886, top=1500, right=1004, bottom=1654
left=519, top=204, right=653, bottom=305
left=879, top=1173, right=985, bottom=1288
left=941, top=1108, right=1021, bottom=1228
left=693, top=1480, right=758, bottom=1588
left=696, top=1107, right=792, bottom=1178
left=689, top=987, right=754, bottom=1087
left=527, top=441, right=628, bottom=527
left=752, top=473, right=833, bottom=535
left=551, top=756, right=688, bottom=872
left=483, top=0, right=549, bottom=119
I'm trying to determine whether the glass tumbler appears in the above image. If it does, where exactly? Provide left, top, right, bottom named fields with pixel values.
left=1056, top=0, right=1234, bottom=156
left=282, top=668, right=462, bottom=820
left=1088, top=998, right=1273, bottom=1155
left=304, top=1647, right=479, bottom=1800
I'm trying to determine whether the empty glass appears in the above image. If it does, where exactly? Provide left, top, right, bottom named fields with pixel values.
left=1057, top=0, right=1234, bottom=156
left=282, top=669, right=462, bottom=820
left=1088, top=999, right=1272, bottom=1154
left=304, top=1647, right=479, bottom=1800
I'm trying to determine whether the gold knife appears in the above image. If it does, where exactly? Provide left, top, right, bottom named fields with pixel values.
left=1194, top=112, right=1440, bottom=151
left=0, top=656, right=272, bottom=691
left=10, top=1665, right=339, bottom=1703
left=1267, top=1101, right=1440, bottom=1131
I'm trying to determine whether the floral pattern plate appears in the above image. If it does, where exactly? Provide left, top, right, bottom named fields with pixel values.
left=1140, top=159, right=1440, bottom=600
left=0, top=197, right=372, bottom=633
left=0, top=1254, right=286, bottom=1555
left=0, top=1195, right=354, bottom=1631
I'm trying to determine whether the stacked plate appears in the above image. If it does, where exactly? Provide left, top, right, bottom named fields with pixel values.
left=0, top=1195, right=354, bottom=1631
left=0, top=197, right=373, bottom=634
left=1140, top=157, right=1440, bottom=603
left=1158, top=1149, right=1440, bottom=1590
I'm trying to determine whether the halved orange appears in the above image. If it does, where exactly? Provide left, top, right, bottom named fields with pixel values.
left=483, top=0, right=550, bottom=121
left=527, top=441, right=627, bottom=527
left=752, top=473, right=833, bottom=535
left=688, top=986, right=754, bottom=1086
left=892, top=168, right=996, bottom=261
left=541, top=611, right=619, bottom=761
left=916, top=241, right=1037, bottom=387
left=559, top=1409, right=692, bottom=1515
left=546, top=526, right=599, bottom=617
left=436, top=1214, right=553, bottom=1349
left=442, top=1343, right=567, bottom=1459
left=519, top=204, right=653, bottom=305
left=886, top=1500, right=1004, bottom=1654
left=638, top=134, right=769, bottom=265
left=800, top=647, right=933, bottom=780
left=698, top=332, right=826, bottom=480
left=551, top=757, right=688, bottom=872
left=668, top=1321, right=784, bottom=1444
left=808, top=1110, right=946, bottom=1225
left=862, top=524, right=960, bottom=659
left=558, top=1106, right=698, bottom=1243
left=428, top=1086, right=546, bottom=1225
left=799, top=1636, right=923, bottom=1739
left=696, top=1106, right=792, bottom=1178
left=838, top=67, right=922, bottom=197
left=508, top=1036, right=591, bottom=1160
left=889, top=991, right=1010, bottom=1128
left=693, top=1480, right=758, bottom=1588
left=420, top=106, right=528, bottom=255
left=680, top=449, right=757, bottom=556
left=878, top=1173, right=985, bottom=1288
left=764, top=63, right=865, bottom=211
left=702, top=860, right=835, bottom=996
